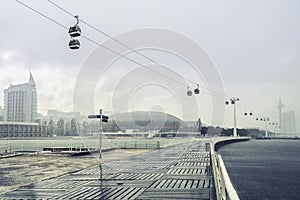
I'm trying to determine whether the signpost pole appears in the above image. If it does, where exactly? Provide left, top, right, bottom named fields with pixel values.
left=88, top=111, right=109, bottom=160
left=99, top=109, right=103, bottom=160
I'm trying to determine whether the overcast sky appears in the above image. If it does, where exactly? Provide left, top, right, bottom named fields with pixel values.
left=0, top=0, right=299, bottom=132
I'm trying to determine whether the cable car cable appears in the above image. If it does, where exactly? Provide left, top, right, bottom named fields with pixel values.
left=15, top=0, right=68, bottom=30
left=45, top=0, right=225, bottom=96
left=15, top=0, right=196, bottom=89
left=45, top=0, right=201, bottom=86
left=46, top=0, right=230, bottom=98
left=14, top=0, right=226, bottom=98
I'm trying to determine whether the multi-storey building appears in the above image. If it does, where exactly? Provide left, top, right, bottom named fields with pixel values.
left=3, top=73, right=37, bottom=122
left=283, top=111, right=296, bottom=133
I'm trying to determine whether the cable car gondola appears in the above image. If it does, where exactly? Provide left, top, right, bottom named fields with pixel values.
left=69, top=39, right=80, bottom=50
left=194, top=84, right=200, bottom=94
left=69, top=15, right=81, bottom=37
left=187, top=87, right=192, bottom=96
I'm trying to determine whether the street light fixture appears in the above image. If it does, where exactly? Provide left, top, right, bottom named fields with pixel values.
left=244, top=111, right=253, bottom=116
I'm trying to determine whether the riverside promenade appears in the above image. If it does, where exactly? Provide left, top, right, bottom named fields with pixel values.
left=0, top=137, right=249, bottom=199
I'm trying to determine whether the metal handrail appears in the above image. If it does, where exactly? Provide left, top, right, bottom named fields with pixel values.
left=210, top=142, right=240, bottom=200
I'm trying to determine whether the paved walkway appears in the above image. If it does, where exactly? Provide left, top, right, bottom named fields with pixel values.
left=1, top=139, right=215, bottom=199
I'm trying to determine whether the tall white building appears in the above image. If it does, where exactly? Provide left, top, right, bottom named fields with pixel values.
left=0, top=106, right=4, bottom=121
left=283, top=111, right=296, bottom=133
left=3, top=73, right=38, bottom=122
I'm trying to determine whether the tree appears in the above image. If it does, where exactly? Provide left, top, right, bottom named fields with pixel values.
left=65, top=121, right=71, bottom=136
left=82, top=121, right=89, bottom=135
left=57, top=119, right=64, bottom=136
left=71, top=118, right=78, bottom=136
left=201, top=127, right=208, bottom=136
left=48, top=119, right=54, bottom=136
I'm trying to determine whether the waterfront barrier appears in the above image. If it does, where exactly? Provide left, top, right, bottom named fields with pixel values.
left=211, top=137, right=250, bottom=200
left=211, top=151, right=239, bottom=200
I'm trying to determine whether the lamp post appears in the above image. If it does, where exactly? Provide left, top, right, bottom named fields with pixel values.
left=256, top=117, right=270, bottom=137
left=268, top=122, right=278, bottom=137
left=225, top=97, right=239, bottom=137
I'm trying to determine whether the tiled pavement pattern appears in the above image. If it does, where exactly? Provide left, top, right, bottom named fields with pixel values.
left=0, top=139, right=215, bottom=199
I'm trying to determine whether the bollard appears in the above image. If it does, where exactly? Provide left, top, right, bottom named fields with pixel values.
left=205, top=143, right=211, bottom=152
left=8, top=143, right=11, bottom=154
left=156, top=141, right=160, bottom=149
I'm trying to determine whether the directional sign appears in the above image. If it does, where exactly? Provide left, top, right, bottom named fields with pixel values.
left=88, top=115, right=109, bottom=119
left=88, top=114, right=109, bottom=123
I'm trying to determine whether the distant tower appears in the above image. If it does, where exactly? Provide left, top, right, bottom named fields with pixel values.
left=4, top=72, right=38, bottom=122
left=277, top=97, right=284, bottom=132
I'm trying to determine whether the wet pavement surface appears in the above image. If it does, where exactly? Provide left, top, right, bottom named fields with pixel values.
left=0, top=139, right=215, bottom=199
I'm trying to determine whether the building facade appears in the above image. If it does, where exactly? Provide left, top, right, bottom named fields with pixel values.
left=3, top=73, right=37, bottom=122
left=0, top=122, right=48, bottom=138
left=0, top=106, right=4, bottom=121
left=283, top=111, right=296, bottom=133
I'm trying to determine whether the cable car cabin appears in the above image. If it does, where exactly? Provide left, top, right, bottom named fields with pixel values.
left=69, top=25, right=81, bottom=37
left=69, top=39, right=80, bottom=50
left=187, top=90, right=192, bottom=96
left=194, top=84, right=200, bottom=94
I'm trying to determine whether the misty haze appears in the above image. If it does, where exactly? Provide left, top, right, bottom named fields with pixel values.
left=0, top=0, right=299, bottom=199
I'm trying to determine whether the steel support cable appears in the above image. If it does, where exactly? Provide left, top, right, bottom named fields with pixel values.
left=46, top=0, right=197, bottom=84
left=15, top=0, right=227, bottom=98
left=14, top=0, right=189, bottom=88
left=45, top=0, right=224, bottom=94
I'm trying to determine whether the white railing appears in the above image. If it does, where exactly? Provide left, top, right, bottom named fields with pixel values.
left=210, top=142, right=240, bottom=200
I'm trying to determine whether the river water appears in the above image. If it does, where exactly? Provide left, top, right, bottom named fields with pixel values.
left=218, top=139, right=300, bottom=200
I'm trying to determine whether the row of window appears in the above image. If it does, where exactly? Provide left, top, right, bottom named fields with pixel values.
left=0, top=126, right=47, bottom=132
left=0, top=133, right=49, bottom=137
